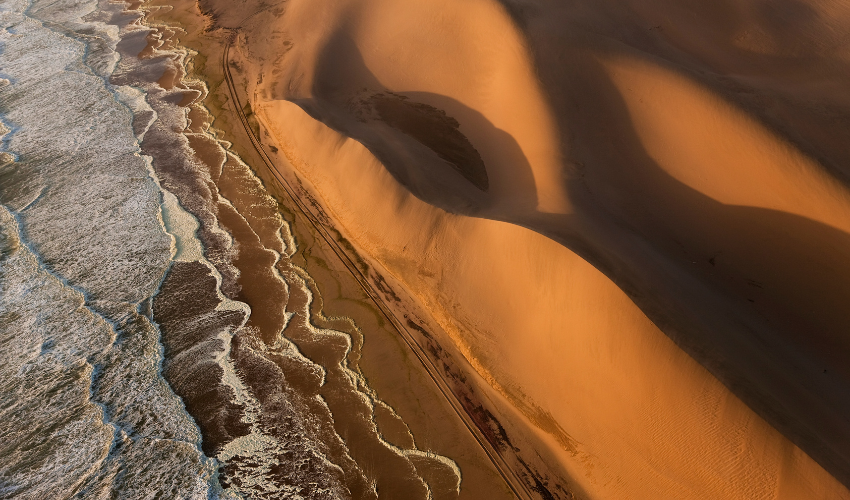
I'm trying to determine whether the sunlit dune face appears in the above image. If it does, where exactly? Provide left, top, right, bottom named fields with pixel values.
left=197, top=0, right=850, bottom=497
left=258, top=0, right=570, bottom=214
left=600, top=54, right=850, bottom=228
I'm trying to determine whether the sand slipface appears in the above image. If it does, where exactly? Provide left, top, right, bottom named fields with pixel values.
left=196, top=0, right=850, bottom=497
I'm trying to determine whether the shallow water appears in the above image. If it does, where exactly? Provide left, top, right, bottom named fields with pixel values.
left=0, top=0, right=459, bottom=497
left=0, top=0, right=219, bottom=497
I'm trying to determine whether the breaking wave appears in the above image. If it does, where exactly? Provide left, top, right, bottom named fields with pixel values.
left=0, top=0, right=459, bottom=497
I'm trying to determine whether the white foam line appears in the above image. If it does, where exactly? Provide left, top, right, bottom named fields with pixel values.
left=290, top=264, right=461, bottom=495
left=128, top=28, right=295, bottom=496
left=113, top=84, right=158, bottom=142
left=213, top=101, right=460, bottom=495
left=188, top=144, right=382, bottom=496
left=2, top=1, right=226, bottom=496
left=138, top=12, right=460, bottom=495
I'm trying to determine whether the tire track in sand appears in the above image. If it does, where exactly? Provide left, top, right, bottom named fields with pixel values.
left=221, top=38, right=534, bottom=500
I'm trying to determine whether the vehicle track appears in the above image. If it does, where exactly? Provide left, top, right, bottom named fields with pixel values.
left=221, top=38, right=536, bottom=500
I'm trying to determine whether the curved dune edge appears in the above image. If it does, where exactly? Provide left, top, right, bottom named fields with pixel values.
left=254, top=96, right=848, bottom=499
left=199, top=0, right=850, bottom=496
left=130, top=2, right=518, bottom=497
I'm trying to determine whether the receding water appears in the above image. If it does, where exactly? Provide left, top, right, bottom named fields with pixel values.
left=0, top=0, right=458, bottom=498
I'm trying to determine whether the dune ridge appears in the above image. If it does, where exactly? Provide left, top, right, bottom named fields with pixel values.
left=199, top=0, right=850, bottom=497
left=132, top=2, right=527, bottom=498
left=118, top=3, right=502, bottom=497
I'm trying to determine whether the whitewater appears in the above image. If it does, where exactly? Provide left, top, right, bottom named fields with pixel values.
left=0, top=0, right=458, bottom=498
left=0, top=0, right=225, bottom=497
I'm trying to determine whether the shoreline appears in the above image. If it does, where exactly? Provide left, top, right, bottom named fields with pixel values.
left=220, top=38, right=534, bottom=500
left=134, top=1, right=518, bottom=497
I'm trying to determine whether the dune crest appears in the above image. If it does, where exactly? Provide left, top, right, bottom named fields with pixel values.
left=256, top=95, right=845, bottom=499
left=201, top=0, right=850, bottom=496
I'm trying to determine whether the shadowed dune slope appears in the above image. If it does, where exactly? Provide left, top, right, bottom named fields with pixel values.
left=203, top=0, right=850, bottom=497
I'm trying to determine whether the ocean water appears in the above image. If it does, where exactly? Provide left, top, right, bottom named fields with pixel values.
left=0, top=0, right=460, bottom=497
left=129, top=22, right=461, bottom=496
left=0, top=0, right=219, bottom=497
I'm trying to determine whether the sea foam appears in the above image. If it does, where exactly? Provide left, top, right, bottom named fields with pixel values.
left=0, top=0, right=221, bottom=497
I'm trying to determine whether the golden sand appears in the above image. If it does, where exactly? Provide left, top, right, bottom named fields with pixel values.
left=157, top=0, right=850, bottom=497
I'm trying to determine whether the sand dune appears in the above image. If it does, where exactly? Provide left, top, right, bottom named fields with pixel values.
left=253, top=97, right=847, bottom=499
left=198, top=0, right=850, bottom=496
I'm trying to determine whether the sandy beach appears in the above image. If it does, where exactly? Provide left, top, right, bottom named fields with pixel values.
left=2, top=0, right=850, bottom=497
left=200, top=0, right=850, bottom=497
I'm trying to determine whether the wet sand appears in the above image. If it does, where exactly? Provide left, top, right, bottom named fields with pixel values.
left=135, top=1, right=518, bottom=498
left=192, top=0, right=850, bottom=498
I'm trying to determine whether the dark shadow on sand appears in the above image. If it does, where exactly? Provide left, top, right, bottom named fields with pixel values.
left=291, top=16, right=850, bottom=491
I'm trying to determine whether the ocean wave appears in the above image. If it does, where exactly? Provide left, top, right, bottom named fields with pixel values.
left=1, top=0, right=461, bottom=497
left=0, top=0, right=219, bottom=497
